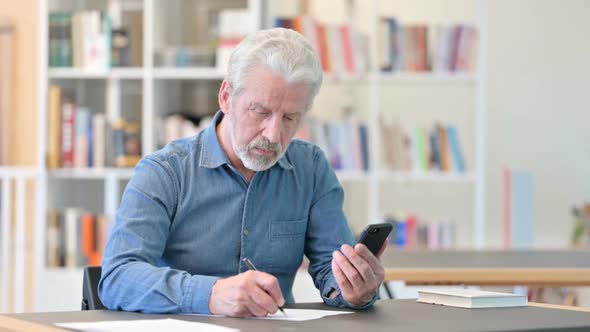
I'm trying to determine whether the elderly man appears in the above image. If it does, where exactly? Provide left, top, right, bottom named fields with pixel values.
left=99, top=28, right=385, bottom=317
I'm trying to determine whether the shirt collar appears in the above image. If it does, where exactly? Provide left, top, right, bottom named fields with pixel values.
left=200, top=110, right=293, bottom=171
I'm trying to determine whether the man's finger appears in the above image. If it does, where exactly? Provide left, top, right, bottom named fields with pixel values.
left=250, top=285, right=279, bottom=314
left=354, top=243, right=384, bottom=273
left=245, top=294, right=269, bottom=317
left=332, top=249, right=364, bottom=287
left=331, top=257, right=353, bottom=294
left=255, top=273, right=285, bottom=307
left=341, top=244, right=375, bottom=281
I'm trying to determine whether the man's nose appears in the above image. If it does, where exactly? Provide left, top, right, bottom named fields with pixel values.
left=263, top=114, right=282, bottom=144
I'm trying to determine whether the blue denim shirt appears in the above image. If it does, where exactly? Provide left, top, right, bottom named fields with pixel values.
left=99, top=111, right=375, bottom=314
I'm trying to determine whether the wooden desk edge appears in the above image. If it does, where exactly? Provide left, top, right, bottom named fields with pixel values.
left=529, top=302, right=590, bottom=313
left=385, top=268, right=590, bottom=286
left=0, top=315, right=66, bottom=332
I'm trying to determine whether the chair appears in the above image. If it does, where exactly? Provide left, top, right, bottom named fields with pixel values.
left=81, top=266, right=106, bottom=310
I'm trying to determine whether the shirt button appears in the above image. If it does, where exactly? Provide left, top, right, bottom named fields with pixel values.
left=243, top=229, right=249, bottom=236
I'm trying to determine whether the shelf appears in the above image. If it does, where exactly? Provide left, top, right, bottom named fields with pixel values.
left=335, top=170, right=369, bottom=182
left=153, top=67, right=226, bottom=80
left=0, top=166, right=39, bottom=178
left=376, top=72, right=476, bottom=83
left=49, top=168, right=135, bottom=179
left=323, top=72, right=370, bottom=83
left=378, top=171, right=476, bottom=183
left=48, top=67, right=144, bottom=79
left=335, top=170, right=476, bottom=183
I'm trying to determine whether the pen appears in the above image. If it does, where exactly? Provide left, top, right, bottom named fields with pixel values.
left=242, top=258, right=287, bottom=316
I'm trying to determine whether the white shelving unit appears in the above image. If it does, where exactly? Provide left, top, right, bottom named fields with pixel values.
left=36, top=0, right=263, bottom=312
left=32, top=0, right=488, bottom=312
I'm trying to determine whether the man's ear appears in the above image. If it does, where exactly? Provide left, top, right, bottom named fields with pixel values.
left=218, top=80, right=232, bottom=114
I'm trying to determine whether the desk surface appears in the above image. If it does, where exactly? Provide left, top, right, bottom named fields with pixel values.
left=381, top=249, right=590, bottom=286
left=4, top=300, right=590, bottom=332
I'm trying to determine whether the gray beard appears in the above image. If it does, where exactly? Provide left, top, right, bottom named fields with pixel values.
left=230, top=118, right=285, bottom=171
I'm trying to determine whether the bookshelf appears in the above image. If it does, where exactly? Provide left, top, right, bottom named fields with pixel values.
left=32, top=0, right=488, bottom=312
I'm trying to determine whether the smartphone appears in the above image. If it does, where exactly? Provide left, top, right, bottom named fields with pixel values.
left=358, top=223, right=393, bottom=256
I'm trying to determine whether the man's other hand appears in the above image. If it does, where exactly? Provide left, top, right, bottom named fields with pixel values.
left=209, top=270, right=285, bottom=317
left=331, top=242, right=386, bottom=307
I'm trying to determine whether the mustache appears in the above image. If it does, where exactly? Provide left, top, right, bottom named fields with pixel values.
left=247, top=137, right=281, bottom=153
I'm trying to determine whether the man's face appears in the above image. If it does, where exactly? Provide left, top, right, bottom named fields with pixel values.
left=225, top=65, right=311, bottom=171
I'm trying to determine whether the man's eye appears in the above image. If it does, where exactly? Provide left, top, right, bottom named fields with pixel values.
left=254, top=109, right=269, bottom=117
left=284, top=115, right=294, bottom=121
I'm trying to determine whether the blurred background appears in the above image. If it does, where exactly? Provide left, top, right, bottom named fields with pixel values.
left=0, top=0, right=589, bottom=313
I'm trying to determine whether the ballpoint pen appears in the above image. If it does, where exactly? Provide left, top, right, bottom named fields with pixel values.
left=242, top=258, right=287, bottom=316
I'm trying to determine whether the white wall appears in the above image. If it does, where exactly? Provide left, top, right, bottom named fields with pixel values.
left=485, top=0, right=590, bottom=248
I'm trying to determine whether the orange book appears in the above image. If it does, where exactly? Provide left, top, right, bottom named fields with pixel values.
left=437, top=124, right=451, bottom=172
left=81, top=214, right=101, bottom=265
left=315, top=24, right=331, bottom=72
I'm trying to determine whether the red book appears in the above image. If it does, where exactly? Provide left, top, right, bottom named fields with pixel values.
left=339, top=24, right=355, bottom=73
left=405, top=215, right=418, bottom=248
left=61, top=102, right=76, bottom=167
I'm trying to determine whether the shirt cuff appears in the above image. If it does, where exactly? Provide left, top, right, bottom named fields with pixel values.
left=183, top=275, right=221, bottom=314
left=321, top=277, right=379, bottom=309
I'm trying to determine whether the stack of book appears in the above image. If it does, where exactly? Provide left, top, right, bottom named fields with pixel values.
left=295, top=116, right=370, bottom=172
left=274, top=15, right=370, bottom=77
left=48, top=9, right=143, bottom=69
left=378, top=17, right=478, bottom=73
left=46, top=209, right=111, bottom=268
left=380, top=119, right=466, bottom=173
left=47, top=85, right=141, bottom=169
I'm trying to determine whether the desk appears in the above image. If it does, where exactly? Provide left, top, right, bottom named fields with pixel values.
left=2, top=300, right=590, bottom=332
left=381, top=249, right=590, bottom=286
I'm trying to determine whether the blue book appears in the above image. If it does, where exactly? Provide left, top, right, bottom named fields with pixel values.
left=446, top=126, right=465, bottom=172
left=359, top=124, right=370, bottom=171
left=87, top=113, right=94, bottom=167
left=509, top=169, right=535, bottom=248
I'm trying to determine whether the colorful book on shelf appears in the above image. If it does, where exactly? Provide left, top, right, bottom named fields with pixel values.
left=385, top=214, right=456, bottom=249
left=504, top=168, right=535, bottom=248
left=446, top=125, right=465, bottom=173
left=61, top=102, right=76, bottom=167
left=48, top=85, right=62, bottom=168
left=378, top=18, right=477, bottom=73
left=274, top=15, right=369, bottom=76
left=46, top=209, right=112, bottom=268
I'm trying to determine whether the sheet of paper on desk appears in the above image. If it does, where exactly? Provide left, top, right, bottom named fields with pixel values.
left=55, top=318, right=239, bottom=332
left=186, top=308, right=354, bottom=321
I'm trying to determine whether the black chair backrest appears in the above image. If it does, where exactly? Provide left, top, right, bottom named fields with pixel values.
left=82, top=266, right=106, bottom=310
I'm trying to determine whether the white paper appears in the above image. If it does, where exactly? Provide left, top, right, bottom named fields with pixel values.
left=185, top=308, right=354, bottom=322
left=55, top=318, right=239, bottom=332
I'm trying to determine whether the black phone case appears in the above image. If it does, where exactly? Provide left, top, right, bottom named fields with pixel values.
left=358, top=223, right=393, bottom=255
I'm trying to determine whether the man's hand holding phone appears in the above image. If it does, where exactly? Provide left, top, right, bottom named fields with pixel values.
left=331, top=223, right=391, bottom=307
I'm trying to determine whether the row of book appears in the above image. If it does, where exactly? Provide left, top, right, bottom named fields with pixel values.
left=274, top=16, right=370, bottom=77
left=46, top=210, right=111, bottom=268
left=378, top=18, right=478, bottom=73
left=384, top=215, right=456, bottom=249
left=381, top=120, right=465, bottom=173
left=48, top=10, right=142, bottom=69
left=155, top=113, right=213, bottom=148
left=47, top=85, right=141, bottom=169
left=295, top=117, right=370, bottom=172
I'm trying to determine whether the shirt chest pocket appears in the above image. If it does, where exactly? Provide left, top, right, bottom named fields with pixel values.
left=267, top=218, right=307, bottom=273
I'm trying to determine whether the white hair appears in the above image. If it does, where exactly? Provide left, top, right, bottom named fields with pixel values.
left=225, top=28, right=323, bottom=111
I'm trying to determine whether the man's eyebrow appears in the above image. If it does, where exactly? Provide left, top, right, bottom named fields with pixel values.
left=250, top=102, right=271, bottom=112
